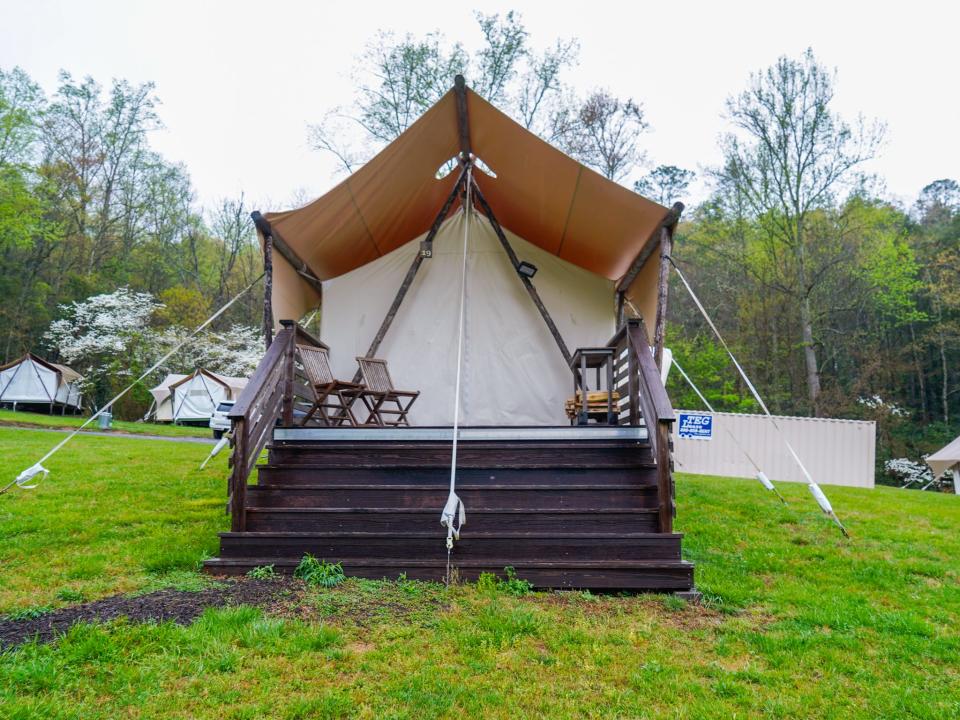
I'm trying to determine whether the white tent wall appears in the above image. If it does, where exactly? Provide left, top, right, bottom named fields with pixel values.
left=171, top=372, right=231, bottom=422
left=321, top=210, right=616, bottom=426
left=149, top=374, right=187, bottom=422
left=0, top=357, right=58, bottom=404
left=672, top=410, right=877, bottom=488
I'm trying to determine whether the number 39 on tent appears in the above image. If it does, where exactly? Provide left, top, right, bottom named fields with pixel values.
left=678, top=412, right=713, bottom=440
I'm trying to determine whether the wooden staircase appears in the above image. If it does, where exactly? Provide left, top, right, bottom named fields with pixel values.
left=203, top=319, right=694, bottom=592
left=204, top=431, right=693, bottom=591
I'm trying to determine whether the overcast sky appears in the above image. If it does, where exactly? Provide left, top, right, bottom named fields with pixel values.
left=2, top=0, right=957, bottom=213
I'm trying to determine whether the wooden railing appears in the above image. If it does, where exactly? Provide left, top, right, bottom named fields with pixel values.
left=226, top=319, right=326, bottom=531
left=608, top=318, right=676, bottom=533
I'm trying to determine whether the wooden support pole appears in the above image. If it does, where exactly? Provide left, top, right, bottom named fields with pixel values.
left=252, top=211, right=327, bottom=350
left=470, top=176, right=572, bottom=366
left=615, top=202, right=684, bottom=294
left=615, top=291, right=626, bottom=329
left=354, top=166, right=470, bottom=380
left=653, top=224, right=674, bottom=369
left=454, top=74, right=471, bottom=161
left=262, top=232, right=274, bottom=349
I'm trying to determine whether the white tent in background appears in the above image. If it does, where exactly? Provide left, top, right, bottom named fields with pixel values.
left=148, top=373, right=188, bottom=422
left=926, top=435, right=960, bottom=494
left=0, top=353, right=84, bottom=413
left=148, top=369, right=247, bottom=423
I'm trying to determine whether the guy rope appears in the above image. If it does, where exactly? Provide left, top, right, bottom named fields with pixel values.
left=669, top=257, right=849, bottom=537
left=671, top=356, right=787, bottom=504
left=440, top=166, right=472, bottom=584
left=2, top=274, right=263, bottom=496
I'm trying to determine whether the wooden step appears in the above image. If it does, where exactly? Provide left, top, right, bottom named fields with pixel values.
left=217, top=531, right=683, bottom=562
left=245, top=483, right=659, bottom=510
left=243, top=507, right=659, bottom=533
left=266, top=441, right=653, bottom=469
left=203, top=556, right=694, bottom=591
left=256, top=465, right=657, bottom=486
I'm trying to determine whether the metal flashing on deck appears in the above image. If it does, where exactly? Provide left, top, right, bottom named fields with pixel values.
left=273, top=426, right=649, bottom=442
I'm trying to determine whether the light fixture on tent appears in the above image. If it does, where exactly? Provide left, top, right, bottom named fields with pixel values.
left=517, top=261, right=538, bottom=279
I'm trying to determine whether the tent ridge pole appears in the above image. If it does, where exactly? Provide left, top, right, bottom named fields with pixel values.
left=470, top=176, right=572, bottom=366
left=454, top=74, right=471, bottom=161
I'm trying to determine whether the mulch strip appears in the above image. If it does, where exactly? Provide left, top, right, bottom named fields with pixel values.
left=0, top=578, right=300, bottom=650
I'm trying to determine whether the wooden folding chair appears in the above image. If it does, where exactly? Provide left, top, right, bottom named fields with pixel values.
left=355, top=357, right=420, bottom=427
left=297, top=345, right=370, bottom=426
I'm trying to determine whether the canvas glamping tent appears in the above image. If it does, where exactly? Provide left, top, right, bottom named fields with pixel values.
left=0, top=353, right=83, bottom=413
left=256, top=77, right=680, bottom=426
left=204, top=76, right=695, bottom=592
left=148, top=369, right=247, bottom=423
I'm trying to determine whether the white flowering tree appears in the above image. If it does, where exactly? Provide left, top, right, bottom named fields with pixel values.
left=44, top=288, right=163, bottom=408
left=44, top=287, right=264, bottom=416
left=154, top=324, right=263, bottom=378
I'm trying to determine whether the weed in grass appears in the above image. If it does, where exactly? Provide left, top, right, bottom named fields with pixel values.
left=55, top=588, right=84, bottom=603
left=662, top=595, right=687, bottom=611
left=476, top=567, right=534, bottom=597
left=246, top=564, right=277, bottom=580
left=294, top=555, right=345, bottom=588
left=4, top=605, right=53, bottom=621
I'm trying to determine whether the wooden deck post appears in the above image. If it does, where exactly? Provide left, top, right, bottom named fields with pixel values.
left=262, top=231, right=274, bottom=349
left=229, top=422, right=247, bottom=532
left=280, top=320, right=297, bottom=426
left=653, top=224, right=674, bottom=370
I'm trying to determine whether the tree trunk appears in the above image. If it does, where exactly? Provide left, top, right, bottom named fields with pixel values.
left=800, top=295, right=821, bottom=415
left=938, top=328, right=949, bottom=424
left=908, top=322, right=928, bottom=421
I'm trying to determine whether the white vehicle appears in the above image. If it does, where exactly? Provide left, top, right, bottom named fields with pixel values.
left=209, top=401, right=234, bottom=439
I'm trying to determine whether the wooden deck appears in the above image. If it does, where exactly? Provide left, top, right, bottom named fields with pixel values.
left=203, top=319, right=693, bottom=591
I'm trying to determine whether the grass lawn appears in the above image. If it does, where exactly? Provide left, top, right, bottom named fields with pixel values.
left=0, top=426, right=958, bottom=718
left=0, top=408, right=213, bottom=439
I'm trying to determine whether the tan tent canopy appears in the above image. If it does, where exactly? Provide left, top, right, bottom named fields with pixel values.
left=260, top=83, right=676, bottom=335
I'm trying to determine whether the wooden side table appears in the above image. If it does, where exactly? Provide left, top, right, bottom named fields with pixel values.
left=569, top=347, right=617, bottom=425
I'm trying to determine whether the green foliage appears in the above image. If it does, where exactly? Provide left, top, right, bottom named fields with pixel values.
left=666, top=329, right=757, bottom=413
left=246, top=564, right=277, bottom=580
left=477, top=567, right=534, bottom=597
left=294, top=555, right=345, bottom=588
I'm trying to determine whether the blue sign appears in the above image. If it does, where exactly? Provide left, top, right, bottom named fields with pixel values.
left=678, top=412, right=713, bottom=440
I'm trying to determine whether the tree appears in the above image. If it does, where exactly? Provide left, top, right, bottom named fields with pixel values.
left=44, top=287, right=162, bottom=406
left=561, top=90, right=648, bottom=182
left=635, top=165, right=695, bottom=205
left=716, top=49, right=884, bottom=414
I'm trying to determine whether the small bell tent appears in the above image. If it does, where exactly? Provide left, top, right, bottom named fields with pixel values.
left=0, top=353, right=84, bottom=414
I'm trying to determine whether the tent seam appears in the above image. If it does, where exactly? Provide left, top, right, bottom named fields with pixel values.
left=345, top=179, right=381, bottom=256
left=556, top=166, right=582, bottom=258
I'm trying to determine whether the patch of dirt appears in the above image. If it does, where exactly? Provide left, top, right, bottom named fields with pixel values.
left=655, top=604, right=725, bottom=631
left=0, top=578, right=303, bottom=649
